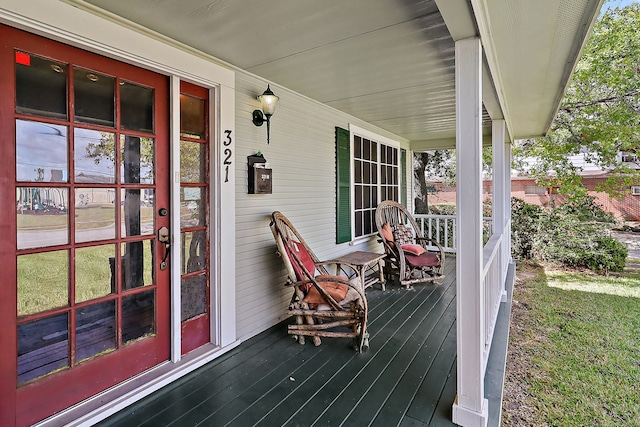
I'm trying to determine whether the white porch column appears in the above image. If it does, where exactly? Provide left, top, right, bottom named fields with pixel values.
left=505, top=141, right=512, bottom=263
left=452, top=37, right=488, bottom=427
left=491, top=120, right=508, bottom=301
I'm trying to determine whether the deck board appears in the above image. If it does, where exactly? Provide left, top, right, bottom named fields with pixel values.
left=98, top=259, right=460, bottom=427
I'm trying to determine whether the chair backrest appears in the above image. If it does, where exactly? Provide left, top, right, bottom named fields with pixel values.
left=269, top=211, right=329, bottom=284
left=375, top=200, right=423, bottom=243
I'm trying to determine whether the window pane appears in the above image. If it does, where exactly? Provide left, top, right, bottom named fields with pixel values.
left=364, top=185, right=371, bottom=208
left=16, top=52, right=67, bottom=120
left=363, top=162, right=371, bottom=184
left=121, top=189, right=154, bottom=238
left=122, top=290, right=155, bottom=344
left=372, top=163, right=378, bottom=184
left=18, top=250, right=69, bottom=315
left=355, top=185, right=363, bottom=210
left=121, top=82, right=154, bottom=133
left=120, top=135, right=154, bottom=184
left=17, top=187, right=69, bottom=249
left=74, top=68, right=114, bottom=127
left=16, top=120, right=68, bottom=183
left=76, top=301, right=116, bottom=363
left=180, top=141, right=206, bottom=183
left=180, top=94, right=206, bottom=139
left=354, top=136, right=362, bottom=158
left=371, top=141, right=377, bottom=162
left=181, top=231, right=207, bottom=275
left=355, top=211, right=363, bottom=238
left=76, top=245, right=115, bottom=302
left=363, top=138, right=371, bottom=160
left=75, top=188, right=116, bottom=243
left=120, top=240, right=154, bottom=290
left=364, top=210, right=372, bottom=235
left=354, top=160, right=362, bottom=184
left=180, top=187, right=205, bottom=228
left=181, top=274, right=207, bottom=321
left=18, top=313, right=69, bottom=385
left=75, top=129, right=115, bottom=183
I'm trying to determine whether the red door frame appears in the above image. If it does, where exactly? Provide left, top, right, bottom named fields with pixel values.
left=180, top=81, right=211, bottom=355
left=0, top=25, right=171, bottom=427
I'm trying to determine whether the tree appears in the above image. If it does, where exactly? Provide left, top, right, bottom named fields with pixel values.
left=413, top=148, right=493, bottom=213
left=514, top=1, right=640, bottom=198
left=413, top=150, right=455, bottom=213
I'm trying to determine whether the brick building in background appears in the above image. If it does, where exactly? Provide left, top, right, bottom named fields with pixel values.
left=427, top=170, right=640, bottom=221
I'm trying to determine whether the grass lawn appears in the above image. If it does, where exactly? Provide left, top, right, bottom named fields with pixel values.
left=503, top=264, right=640, bottom=426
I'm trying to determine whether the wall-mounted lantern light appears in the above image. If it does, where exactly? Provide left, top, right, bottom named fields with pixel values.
left=252, top=85, right=279, bottom=144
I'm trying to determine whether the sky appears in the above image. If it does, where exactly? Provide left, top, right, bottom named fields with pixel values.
left=605, top=0, right=638, bottom=9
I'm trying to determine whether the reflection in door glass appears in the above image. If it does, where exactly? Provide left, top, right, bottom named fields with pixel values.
left=120, top=189, right=154, bottom=237
left=18, top=250, right=69, bottom=315
left=180, top=94, right=205, bottom=139
left=180, top=187, right=205, bottom=228
left=181, top=274, right=207, bottom=321
left=74, top=68, right=115, bottom=127
left=122, top=290, right=155, bottom=344
left=74, top=129, right=115, bottom=183
left=16, top=120, right=68, bottom=183
left=181, top=230, right=206, bottom=274
left=76, top=301, right=116, bottom=363
left=120, top=135, right=154, bottom=184
left=75, top=244, right=115, bottom=302
left=16, top=52, right=67, bottom=120
left=17, top=312, right=69, bottom=385
left=121, top=82, right=154, bottom=133
left=17, top=187, right=69, bottom=250
left=120, top=240, right=154, bottom=290
left=180, top=140, right=206, bottom=183
left=75, top=188, right=116, bottom=243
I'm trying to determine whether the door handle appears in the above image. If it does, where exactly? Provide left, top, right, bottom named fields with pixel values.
left=157, top=226, right=170, bottom=270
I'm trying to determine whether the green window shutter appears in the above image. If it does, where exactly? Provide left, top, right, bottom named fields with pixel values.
left=336, top=127, right=351, bottom=244
left=401, top=148, right=407, bottom=207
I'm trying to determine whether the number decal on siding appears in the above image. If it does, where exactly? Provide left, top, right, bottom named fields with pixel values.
left=223, top=130, right=232, bottom=183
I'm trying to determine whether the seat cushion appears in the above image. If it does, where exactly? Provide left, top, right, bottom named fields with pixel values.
left=303, top=280, right=349, bottom=304
left=404, top=251, right=440, bottom=267
left=401, top=243, right=426, bottom=256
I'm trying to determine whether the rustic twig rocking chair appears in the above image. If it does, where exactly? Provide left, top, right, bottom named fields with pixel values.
left=375, top=200, right=445, bottom=288
left=269, top=211, right=369, bottom=352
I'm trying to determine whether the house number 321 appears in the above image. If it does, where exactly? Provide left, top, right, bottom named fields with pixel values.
left=223, top=130, right=232, bottom=183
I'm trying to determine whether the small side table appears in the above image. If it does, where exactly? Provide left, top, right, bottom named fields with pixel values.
left=332, top=251, right=386, bottom=291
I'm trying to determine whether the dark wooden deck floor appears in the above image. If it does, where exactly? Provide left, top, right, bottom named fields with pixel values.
left=98, top=259, right=459, bottom=427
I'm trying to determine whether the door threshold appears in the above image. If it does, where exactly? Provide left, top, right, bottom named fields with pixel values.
left=34, top=341, right=241, bottom=427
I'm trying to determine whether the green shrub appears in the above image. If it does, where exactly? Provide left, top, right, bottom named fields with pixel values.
left=510, top=197, right=626, bottom=273
left=511, top=198, right=543, bottom=260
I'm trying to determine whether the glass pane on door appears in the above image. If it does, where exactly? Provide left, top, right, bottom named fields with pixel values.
left=16, top=53, right=67, bottom=120
left=16, top=187, right=69, bottom=250
left=16, top=120, right=68, bottom=183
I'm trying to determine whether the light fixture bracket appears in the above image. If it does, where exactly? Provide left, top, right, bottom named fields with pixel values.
left=252, top=109, right=266, bottom=127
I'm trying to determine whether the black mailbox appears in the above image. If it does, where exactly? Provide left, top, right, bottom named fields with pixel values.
left=248, top=154, right=272, bottom=194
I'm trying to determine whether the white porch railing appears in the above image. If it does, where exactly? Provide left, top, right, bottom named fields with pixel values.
left=415, top=213, right=509, bottom=374
left=414, top=214, right=493, bottom=253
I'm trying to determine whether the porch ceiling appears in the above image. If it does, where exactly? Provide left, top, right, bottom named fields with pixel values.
left=72, top=0, right=602, bottom=148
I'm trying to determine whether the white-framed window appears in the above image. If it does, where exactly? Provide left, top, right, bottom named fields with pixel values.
left=350, top=125, right=400, bottom=239
left=524, top=185, right=547, bottom=195
left=631, top=186, right=640, bottom=195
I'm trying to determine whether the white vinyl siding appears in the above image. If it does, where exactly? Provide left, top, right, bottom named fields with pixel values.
left=233, top=73, right=408, bottom=340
